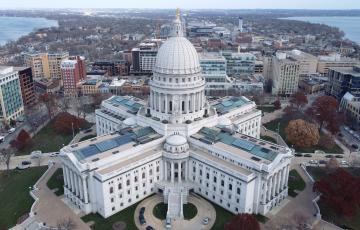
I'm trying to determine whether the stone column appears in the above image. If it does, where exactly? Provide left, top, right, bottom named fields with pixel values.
left=78, top=175, right=83, bottom=200
left=276, top=172, right=281, bottom=194
left=70, top=170, right=75, bottom=194
left=192, top=93, right=196, bottom=113
left=164, top=160, right=167, bottom=181
left=178, top=162, right=182, bottom=183
left=285, top=165, right=290, bottom=186
left=185, top=161, right=188, bottom=181
left=263, top=179, right=268, bottom=204
left=82, top=176, right=89, bottom=203
left=63, top=166, right=69, bottom=188
left=271, top=175, right=276, bottom=199
left=171, top=162, right=174, bottom=183
left=267, top=177, right=271, bottom=201
left=74, top=174, right=80, bottom=197
left=158, top=93, right=162, bottom=112
left=165, top=95, right=168, bottom=114
left=185, top=94, right=189, bottom=114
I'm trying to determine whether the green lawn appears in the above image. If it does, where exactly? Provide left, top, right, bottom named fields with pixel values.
left=288, top=170, right=306, bottom=197
left=257, top=105, right=277, bottom=114
left=46, top=168, right=64, bottom=196
left=264, top=118, right=343, bottom=154
left=82, top=201, right=140, bottom=230
left=260, top=135, right=277, bottom=144
left=17, top=118, right=92, bottom=156
left=0, top=167, right=47, bottom=229
left=153, top=202, right=167, bottom=220
left=183, top=203, right=197, bottom=220
left=210, top=201, right=234, bottom=230
left=79, top=134, right=97, bottom=142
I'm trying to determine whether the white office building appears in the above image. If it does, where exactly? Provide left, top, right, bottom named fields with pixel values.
left=60, top=14, right=293, bottom=220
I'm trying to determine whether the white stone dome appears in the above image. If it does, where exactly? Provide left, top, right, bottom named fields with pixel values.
left=218, top=117, right=232, bottom=127
left=166, top=135, right=187, bottom=146
left=153, top=37, right=201, bottom=75
left=123, top=117, right=136, bottom=126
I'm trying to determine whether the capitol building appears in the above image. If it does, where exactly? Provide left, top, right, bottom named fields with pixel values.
left=60, top=13, right=293, bottom=220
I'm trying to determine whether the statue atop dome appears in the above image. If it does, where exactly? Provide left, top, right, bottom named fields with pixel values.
left=170, top=8, right=184, bottom=37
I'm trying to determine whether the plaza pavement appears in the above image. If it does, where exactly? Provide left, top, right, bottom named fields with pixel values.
left=134, top=194, right=216, bottom=230
left=31, top=163, right=91, bottom=229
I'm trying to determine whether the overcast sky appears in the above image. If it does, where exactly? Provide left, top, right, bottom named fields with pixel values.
left=1, top=0, right=360, bottom=9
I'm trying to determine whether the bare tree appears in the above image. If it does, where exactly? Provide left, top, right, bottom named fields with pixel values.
left=0, top=148, right=13, bottom=174
left=56, top=218, right=77, bottom=230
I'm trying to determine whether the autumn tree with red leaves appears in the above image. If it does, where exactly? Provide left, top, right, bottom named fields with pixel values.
left=306, top=95, right=343, bottom=134
left=10, top=129, right=32, bottom=150
left=273, top=99, right=281, bottom=110
left=290, top=91, right=308, bottom=111
left=313, top=168, right=360, bottom=217
left=225, top=213, right=260, bottom=230
left=53, top=112, right=87, bottom=135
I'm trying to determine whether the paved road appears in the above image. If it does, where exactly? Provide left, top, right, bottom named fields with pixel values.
left=0, top=153, right=57, bottom=170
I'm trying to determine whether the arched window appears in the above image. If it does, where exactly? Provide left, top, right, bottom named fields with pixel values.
left=142, top=173, right=145, bottom=179
left=118, top=183, right=122, bottom=190
left=126, top=180, right=130, bottom=186
left=237, top=188, right=241, bottom=195
left=109, top=187, right=114, bottom=194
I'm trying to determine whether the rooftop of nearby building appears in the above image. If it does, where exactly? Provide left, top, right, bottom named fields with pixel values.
left=0, top=66, right=14, bottom=75
left=105, top=95, right=145, bottom=115
left=69, top=126, right=163, bottom=163
left=212, top=97, right=252, bottom=115
left=199, top=52, right=226, bottom=61
left=191, top=127, right=285, bottom=164
left=329, top=66, right=360, bottom=77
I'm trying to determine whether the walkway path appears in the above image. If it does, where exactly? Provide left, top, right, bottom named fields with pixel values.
left=264, top=164, right=318, bottom=228
left=31, top=163, right=90, bottom=229
left=135, top=194, right=216, bottom=230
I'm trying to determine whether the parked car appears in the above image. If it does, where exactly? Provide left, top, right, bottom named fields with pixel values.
left=146, top=226, right=155, bottom=230
left=0, top=136, right=4, bottom=143
left=325, top=155, right=333, bottom=158
left=165, top=217, right=172, bottom=229
left=202, top=217, right=210, bottom=225
left=294, top=153, right=303, bottom=157
left=8, top=128, right=16, bottom=133
left=140, top=207, right=145, bottom=214
left=340, top=160, right=348, bottom=165
left=139, top=214, right=146, bottom=225
left=84, top=128, right=92, bottom=133
left=319, top=160, right=327, bottom=164
left=351, top=144, right=358, bottom=149
left=17, top=161, right=32, bottom=170
left=50, top=152, right=60, bottom=157
left=309, top=160, right=318, bottom=164
left=335, top=155, right=344, bottom=158
left=303, top=154, right=312, bottom=157
left=30, top=150, right=42, bottom=159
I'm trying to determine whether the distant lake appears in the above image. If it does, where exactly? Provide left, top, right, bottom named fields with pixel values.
left=0, top=16, right=58, bottom=45
left=283, top=16, right=360, bottom=45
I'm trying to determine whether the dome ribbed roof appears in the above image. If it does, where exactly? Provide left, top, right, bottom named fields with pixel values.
left=166, top=135, right=187, bottom=146
left=153, top=37, right=201, bottom=75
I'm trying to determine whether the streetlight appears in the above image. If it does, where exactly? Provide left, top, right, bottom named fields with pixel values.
left=72, top=122, right=74, bottom=139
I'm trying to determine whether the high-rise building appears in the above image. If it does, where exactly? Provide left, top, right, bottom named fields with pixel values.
left=69, top=56, right=86, bottom=79
left=286, top=50, right=318, bottom=76
left=130, top=39, right=162, bottom=75
left=222, top=52, right=256, bottom=78
left=271, top=52, right=300, bottom=96
left=326, top=66, right=360, bottom=100
left=0, top=66, right=24, bottom=124
left=60, top=13, right=292, bottom=220
left=238, top=16, right=243, bottom=33
left=317, top=53, right=360, bottom=75
left=15, top=67, right=36, bottom=106
left=23, top=51, right=69, bottom=79
left=61, top=59, right=85, bottom=97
